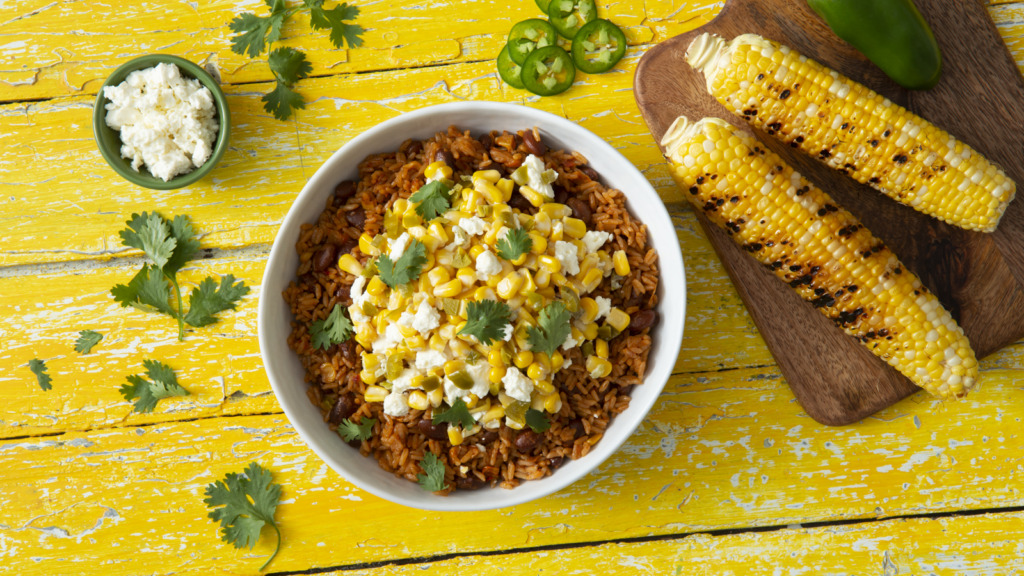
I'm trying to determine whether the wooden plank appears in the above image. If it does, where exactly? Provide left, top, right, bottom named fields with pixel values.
left=634, top=0, right=1024, bottom=425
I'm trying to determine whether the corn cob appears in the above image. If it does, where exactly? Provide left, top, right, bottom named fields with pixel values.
left=661, top=115, right=977, bottom=398
left=685, top=32, right=1016, bottom=233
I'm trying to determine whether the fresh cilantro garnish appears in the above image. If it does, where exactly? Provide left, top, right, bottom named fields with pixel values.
left=409, top=181, right=452, bottom=221
left=432, top=397, right=475, bottom=429
left=416, top=451, right=448, bottom=492
left=204, top=462, right=283, bottom=572
left=74, top=330, right=103, bottom=354
left=337, top=417, right=376, bottom=442
left=119, top=359, right=190, bottom=413
left=228, top=0, right=363, bottom=120
left=111, top=212, right=249, bottom=341
left=458, top=299, right=511, bottom=345
left=496, top=228, right=533, bottom=261
left=527, top=301, right=572, bottom=356
left=525, top=409, right=551, bottom=433
left=310, top=303, right=354, bottom=350
left=29, top=358, right=52, bottom=391
left=377, top=239, right=427, bottom=289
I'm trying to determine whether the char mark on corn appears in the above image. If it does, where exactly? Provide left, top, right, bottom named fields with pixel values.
left=685, top=32, right=1016, bottom=233
left=661, top=115, right=978, bottom=398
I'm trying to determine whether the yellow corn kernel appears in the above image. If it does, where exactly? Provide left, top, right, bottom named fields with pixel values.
left=407, top=335, right=426, bottom=350
left=398, top=324, right=419, bottom=339
left=362, top=353, right=382, bottom=372
left=580, top=297, right=600, bottom=324
left=392, top=198, right=409, bottom=215
left=428, top=222, right=450, bottom=243
left=423, top=251, right=436, bottom=271
left=402, top=210, right=422, bottom=229
left=474, top=169, right=502, bottom=183
left=534, top=378, right=555, bottom=395
left=581, top=268, right=604, bottom=293
left=582, top=322, right=599, bottom=341
left=469, top=244, right=486, bottom=259
left=366, top=275, right=387, bottom=297
left=579, top=253, right=600, bottom=277
left=563, top=217, right=587, bottom=239
left=514, top=350, right=534, bottom=369
left=539, top=203, right=571, bottom=219
left=463, top=394, right=479, bottom=409
left=612, top=250, right=631, bottom=276
left=489, top=366, right=506, bottom=384
left=551, top=272, right=568, bottom=288
left=444, top=360, right=464, bottom=376
left=606, top=308, right=631, bottom=333
left=427, top=266, right=451, bottom=287
left=543, top=391, right=561, bottom=414
left=497, top=178, right=514, bottom=201
left=364, top=385, right=389, bottom=403
left=596, top=338, right=609, bottom=359
left=482, top=404, right=505, bottom=424
left=532, top=211, right=552, bottom=235
left=429, top=333, right=446, bottom=352
left=551, top=351, right=564, bottom=371
left=536, top=352, right=551, bottom=371
left=358, top=233, right=380, bottom=256
left=526, top=362, right=546, bottom=381
left=417, top=273, right=432, bottom=293
left=427, top=386, right=444, bottom=408
left=549, top=221, right=564, bottom=242
left=586, top=356, right=612, bottom=379
left=408, top=390, right=430, bottom=411
left=528, top=232, right=548, bottom=255
left=519, top=185, right=547, bottom=207
left=473, top=286, right=496, bottom=302
left=474, top=178, right=504, bottom=203
left=447, top=426, right=465, bottom=446
left=485, top=275, right=502, bottom=289
left=483, top=223, right=502, bottom=246
left=570, top=326, right=584, bottom=344
left=359, top=369, right=378, bottom=385
left=452, top=338, right=472, bottom=357
left=511, top=252, right=529, bottom=267
left=337, top=253, right=364, bottom=276
left=536, top=254, right=561, bottom=273
left=496, top=271, right=525, bottom=300
left=434, top=279, right=463, bottom=298
left=488, top=348, right=505, bottom=367
left=534, top=268, right=552, bottom=289
left=521, top=269, right=537, bottom=294
left=455, top=267, right=477, bottom=287
left=355, top=326, right=376, bottom=349
left=424, top=161, right=450, bottom=180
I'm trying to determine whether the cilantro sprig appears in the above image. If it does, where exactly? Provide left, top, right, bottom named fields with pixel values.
left=120, top=359, right=190, bottom=413
left=416, top=452, right=448, bottom=492
left=409, top=180, right=453, bottom=221
left=458, top=299, right=511, bottom=346
left=111, top=212, right=249, bottom=341
left=378, top=239, right=427, bottom=289
left=229, top=0, right=364, bottom=120
left=527, top=301, right=572, bottom=356
left=310, top=303, right=354, bottom=350
left=337, top=417, right=376, bottom=442
left=29, top=358, right=52, bottom=391
left=432, top=397, right=475, bottom=429
left=525, top=409, right=551, bottom=433
left=204, top=462, right=283, bottom=572
left=74, top=330, right=103, bottom=354
left=496, top=228, right=533, bottom=261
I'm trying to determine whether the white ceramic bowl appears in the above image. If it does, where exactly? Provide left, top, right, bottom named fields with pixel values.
left=259, top=101, right=686, bottom=511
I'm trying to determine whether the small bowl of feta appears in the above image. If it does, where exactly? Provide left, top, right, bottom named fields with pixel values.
left=93, top=54, right=230, bottom=190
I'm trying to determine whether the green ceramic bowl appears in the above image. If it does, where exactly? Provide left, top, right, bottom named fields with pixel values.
left=93, top=54, right=230, bottom=190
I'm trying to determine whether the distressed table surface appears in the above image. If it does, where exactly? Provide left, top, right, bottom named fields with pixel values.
left=1, top=1, right=1023, bottom=574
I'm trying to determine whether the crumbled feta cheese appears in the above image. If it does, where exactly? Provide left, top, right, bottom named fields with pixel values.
left=451, top=225, right=470, bottom=247
left=502, top=323, right=514, bottom=342
left=561, top=358, right=573, bottom=370
left=443, top=362, right=490, bottom=404
left=561, top=333, right=579, bottom=350
left=348, top=276, right=371, bottom=323
left=398, top=311, right=415, bottom=328
left=459, top=216, right=487, bottom=236
left=501, top=367, right=534, bottom=402
left=582, top=230, right=612, bottom=254
left=523, top=154, right=555, bottom=198
left=103, top=62, right=218, bottom=182
left=554, top=241, right=581, bottom=276
left=372, top=324, right=405, bottom=354
left=389, top=232, right=411, bottom=260
left=383, top=392, right=409, bottom=417
left=594, top=296, right=612, bottom=321
left=475, top=249, right=502, bottom=278
left=412, top=298, right=440, bottom=335
left=390, top=368, right=417, bottom=394
left=483, top=418, right=500, bottom=430
left=415, top=349, right=449, bottom=372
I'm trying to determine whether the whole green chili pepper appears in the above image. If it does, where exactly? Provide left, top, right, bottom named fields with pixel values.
left=807, top=0, right=943, bottom=90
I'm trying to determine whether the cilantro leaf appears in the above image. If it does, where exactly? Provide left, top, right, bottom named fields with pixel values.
left=119, top=359, right=190, bottom=413
left=264, top=48, right=312, bottom=120
left=458, top=299, right=511, bottom=346
left=409, top=181, right=452, bottom=221
left=527, top=301, right=572, bottom=356
left=164, top=215, right=201, bottom=276
left=378, top=239, right=427, bottom=289
left=74, top=330, right=103, bottom=354
left=496, top=228, right=533, bottom=261
left=525, top=409, right=551, bottom=433
left=111, top=264, right=177, bottom=317
left=337, top=417, right=376, bottom=442
left=304, top=0, right=365, bottom=49
left=229, top=13, right=274, bottom=58
left=29, top=358, right=52, bottom=391
left=119, top=212, right=177, bottom=270
left=263, top=81, right=307, bottom=121
left=432, top=397, right=475, bottom=429
left=416, top=452, right=448, bottom=492
left=182, top=275, right=250, bottom=328
left=204, top=462, right=283, bottom=572
left=310, top=303, right=354, bottom=350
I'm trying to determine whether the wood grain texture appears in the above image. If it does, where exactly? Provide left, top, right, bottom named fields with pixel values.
left=634, top=0, right=1024, bottom=425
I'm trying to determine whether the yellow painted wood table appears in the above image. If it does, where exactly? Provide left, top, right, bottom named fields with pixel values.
left=3, top=0, right=1024, bottom=574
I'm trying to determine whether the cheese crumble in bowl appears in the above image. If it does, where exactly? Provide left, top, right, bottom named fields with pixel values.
left=259, top=102, right=686, bottom=511
left=93, top=54, right=230, bottom=190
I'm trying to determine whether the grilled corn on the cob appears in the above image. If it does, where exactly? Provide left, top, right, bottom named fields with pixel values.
left=686, top=32, right=1016, bottom=233
left=662, top=115, right=977, bottom=398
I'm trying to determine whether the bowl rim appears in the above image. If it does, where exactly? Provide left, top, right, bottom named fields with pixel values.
left=259, top=101, right=687, bottom=511
left=92, top=53, right=231, bottom=190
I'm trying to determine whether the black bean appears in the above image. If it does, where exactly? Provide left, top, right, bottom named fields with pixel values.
left=338, top=238, right=357, bottom=255
left=328, top=395, right=356, bottom=424
left=522, top=129, right=547, bottom=156
left=313, top=243, right=337, bottom=272
left=514, top=429, right=541, bottom=453
left=553, top=184, right=570, bottom=205
left=455, top=475, right=486, bottom=490
left=345, top=206, right=366, bottom=230
left=568, top=418, right=586, bottom=439
left=548, top=456, right=564, bottom=469
left=566, top=196, right=592, bottom=226
left=579, top=165, right=601, bottom=182
left=416, top=419, right=449, bottom=440
left=334, top=181, right=357, bottom=203
left=508, top=191, right=533, bottom=212
left=339, top=339, right=357, bottom=362
left=629, top=309, right=659, bottom=334
left=479, top=429, right=500, bottom=445
left=435, top=150, right=455, bottom=165
left=479, top=133, right=493, bottom=152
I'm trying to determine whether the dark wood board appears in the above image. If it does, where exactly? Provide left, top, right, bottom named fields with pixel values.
left=634, top=0, right=1024, bottom=425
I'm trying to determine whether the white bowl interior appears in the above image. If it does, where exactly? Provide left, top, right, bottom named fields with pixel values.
left=258, top=102, right=686, bottom=511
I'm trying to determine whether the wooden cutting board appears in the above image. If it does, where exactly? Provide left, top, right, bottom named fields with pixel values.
left=634, top=0, right=1024, bottom=425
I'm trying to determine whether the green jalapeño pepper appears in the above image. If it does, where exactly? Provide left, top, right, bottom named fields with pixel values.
left=496, top=45, right=526, bottom=90
left=547, top=0, right=597, bottom=40
left=521, top=45, right=576, bottom=96
left=807, top=0, right=942, bottom=90
left=571, top=19, right=626, bottom=74
left=508, top=19, right=560, bottom=66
